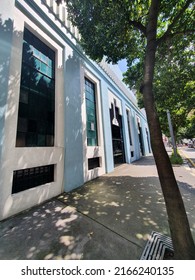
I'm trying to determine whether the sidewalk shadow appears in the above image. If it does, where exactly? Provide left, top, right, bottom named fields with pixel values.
left=59, top=173, right=195, bottom=246
left=0, top=198, right=139, bottom=260
left=131, top=156, right=156, bottom=166
left=59, top=175, right=170, bottom=246
left=0, top=200, right=84, bottom=260
left=177, top=182, right=195, bottom=238
left=0, top=174, right=194, bottom=260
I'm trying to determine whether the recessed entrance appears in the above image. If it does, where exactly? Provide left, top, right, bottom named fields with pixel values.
left=137, top=118, right=144, bottom=156
left=110, top=102, right=125, bottom=166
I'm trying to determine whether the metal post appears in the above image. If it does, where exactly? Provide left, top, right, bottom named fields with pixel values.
left=167, top=110, right=177, bottom=156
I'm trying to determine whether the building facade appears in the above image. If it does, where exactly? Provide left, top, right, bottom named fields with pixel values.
left=0, top=0, right=151, bottom=220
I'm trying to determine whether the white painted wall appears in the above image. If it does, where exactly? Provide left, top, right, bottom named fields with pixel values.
left=0, top=4, right=65, bottom=220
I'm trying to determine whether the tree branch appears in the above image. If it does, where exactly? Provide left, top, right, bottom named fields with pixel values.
left=158, top=29, right=195, bottom=45
left=128, top=20, right=147, bottom=36
left=157, top=0, right=192, bottom=45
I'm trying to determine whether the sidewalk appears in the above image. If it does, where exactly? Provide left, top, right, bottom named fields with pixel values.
left=0, top=154, right=194, bottom=260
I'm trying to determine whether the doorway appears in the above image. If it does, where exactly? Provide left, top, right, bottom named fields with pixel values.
left=137, top=120, right=144, bottom=156
left=110, top=102, right=125, bottom=165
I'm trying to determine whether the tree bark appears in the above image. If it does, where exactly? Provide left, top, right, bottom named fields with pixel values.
left=142, top=0, right=195, bottom=259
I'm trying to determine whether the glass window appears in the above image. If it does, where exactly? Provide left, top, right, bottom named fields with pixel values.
left=16, top=28, right=55, bottom=147
left=85, top=78, right=98, bottom=146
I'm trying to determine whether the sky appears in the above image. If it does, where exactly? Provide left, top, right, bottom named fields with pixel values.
left=118, top=59, right=128, bottom=73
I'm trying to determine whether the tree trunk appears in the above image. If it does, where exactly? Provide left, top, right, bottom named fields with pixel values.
left=142, top=0, right=195, bottom=259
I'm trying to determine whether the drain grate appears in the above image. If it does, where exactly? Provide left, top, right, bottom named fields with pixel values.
left=140, top=231, right=174, bottom=260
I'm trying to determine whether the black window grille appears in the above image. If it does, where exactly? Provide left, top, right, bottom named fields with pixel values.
left=12, top=164, right=54, bottom=194
left=88, top=157, right=100, bottom=170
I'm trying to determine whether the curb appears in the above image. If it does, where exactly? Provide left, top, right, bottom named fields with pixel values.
left=178, top=150, right=195, bottom=168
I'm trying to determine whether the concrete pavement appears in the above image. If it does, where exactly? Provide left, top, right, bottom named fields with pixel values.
left=0, top=154, right=194, bottom=260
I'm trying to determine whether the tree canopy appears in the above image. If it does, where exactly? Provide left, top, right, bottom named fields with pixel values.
left=126, top=33, right=195, bottom=139
left=57, top=0, right=194, bottom=63
left=57, top=1, right=194, bottom=141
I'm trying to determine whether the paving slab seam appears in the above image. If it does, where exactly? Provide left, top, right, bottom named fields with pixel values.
left=57, top=198, right=143, bottom=250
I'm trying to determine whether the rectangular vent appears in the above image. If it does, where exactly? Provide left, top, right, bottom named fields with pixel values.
left=88, top=157, right=100, bottom=170
left=12, top=164, right=54, bottom=194
left=140, top=231, right=174, bottom=260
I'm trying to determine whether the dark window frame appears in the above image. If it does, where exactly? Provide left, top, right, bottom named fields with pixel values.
left=88, top=157, right=100, bottom=170
left=12, top=164, right=54, bottom=194
left=16, top=28, right=55, bottom=147
left=85, top=78, right=98, bottom=146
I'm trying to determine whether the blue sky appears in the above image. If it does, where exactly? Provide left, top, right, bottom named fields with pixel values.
left=118, top=59, right=127, bottom=73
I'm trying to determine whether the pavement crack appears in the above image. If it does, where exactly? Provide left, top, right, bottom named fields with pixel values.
left=57, top=198, right=143, bottom=249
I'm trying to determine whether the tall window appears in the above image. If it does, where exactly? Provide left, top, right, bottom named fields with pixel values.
left=16, top=28, right=55, bottom=147
left=126, top=109, right=132, bottom=145
left=85, top=78, right=98, bottom=146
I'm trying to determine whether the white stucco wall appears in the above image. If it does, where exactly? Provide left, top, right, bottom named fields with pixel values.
left=0, top=2, right=65, bottom=220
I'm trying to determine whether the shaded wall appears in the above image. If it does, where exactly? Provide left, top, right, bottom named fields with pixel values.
left=64, top=49, right=84, bottom=191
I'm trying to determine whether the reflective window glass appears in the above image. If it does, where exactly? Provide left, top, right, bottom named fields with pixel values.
left=85, top=78, right=98, bottom=146
left=16, top=28, right=55, bottom=147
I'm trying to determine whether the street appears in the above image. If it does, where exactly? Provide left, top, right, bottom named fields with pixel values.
left=178, top=146, right=195, bottom=168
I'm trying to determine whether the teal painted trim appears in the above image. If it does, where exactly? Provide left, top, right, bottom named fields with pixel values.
left=16, top=0, right=147, bottom=122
